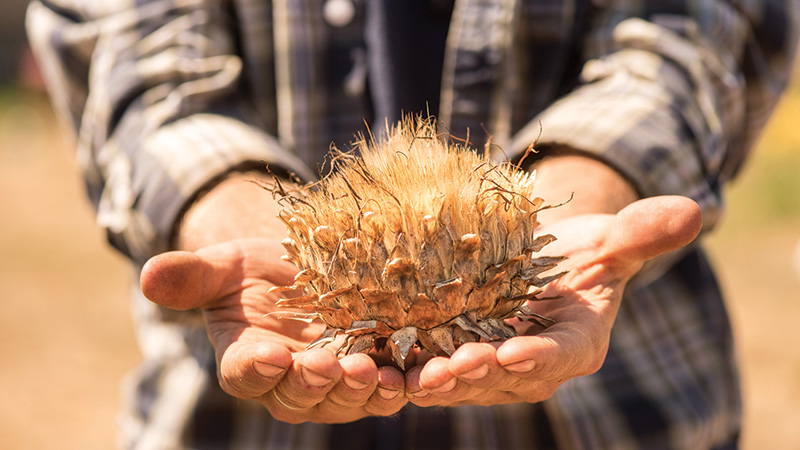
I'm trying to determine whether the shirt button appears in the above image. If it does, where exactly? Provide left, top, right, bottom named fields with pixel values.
left=323, top=0, right=355, bottom=27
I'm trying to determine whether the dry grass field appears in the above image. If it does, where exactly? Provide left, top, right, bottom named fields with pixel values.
left=1, top=70, right=798, bottom=448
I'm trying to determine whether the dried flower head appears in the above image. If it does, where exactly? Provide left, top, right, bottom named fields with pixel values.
left=268, top=117, right=565, bottom=369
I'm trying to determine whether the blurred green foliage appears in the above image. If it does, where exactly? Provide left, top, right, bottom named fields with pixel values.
left=723, top=78, right=800, bottom=231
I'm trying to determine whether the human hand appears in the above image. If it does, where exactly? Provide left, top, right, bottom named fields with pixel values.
left=140, top=238, right=408, bottom=423
left=404, top=195, right=702, bottom=407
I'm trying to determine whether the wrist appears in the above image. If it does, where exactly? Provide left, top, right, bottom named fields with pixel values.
left=528, top=152, right=638, bottom=225
left=175, top=171, right=289, bottom=251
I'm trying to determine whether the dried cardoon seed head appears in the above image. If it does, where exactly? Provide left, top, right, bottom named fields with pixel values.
left=268, top=117, right=566, bottom=369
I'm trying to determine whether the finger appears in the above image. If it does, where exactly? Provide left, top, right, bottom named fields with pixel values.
left=140, top=250, right=223, bottom=310
left=140, top=238, right=296, bottom=310
left=322, top=353, right=379, bottom=409
left=217, top=340, right=293, bottom=399
left=266, top=348, right=342, bottom=421
left=495, top=329, right=607, bottom=383
left=417, top=357, right=459, bottom=394
left=607, top=196, right=702, bottom=264
left=364, top=366, right=408, bottom=416
left=448, top=343, right=518, bottom=391
left=404, top=365, right=437, bottom=406
left=409, top=357, right=479, bottom=406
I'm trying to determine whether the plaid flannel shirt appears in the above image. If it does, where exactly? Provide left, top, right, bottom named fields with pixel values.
left=28, top=0, right=798, bottom=449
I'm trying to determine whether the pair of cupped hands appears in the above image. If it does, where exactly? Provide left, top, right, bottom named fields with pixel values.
left=140, top=161, right=702, bottom=424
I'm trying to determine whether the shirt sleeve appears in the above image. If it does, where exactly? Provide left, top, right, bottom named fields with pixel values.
left=26, top=0, right=314, bottom=265
left=511, top=1, right=799, bottom=232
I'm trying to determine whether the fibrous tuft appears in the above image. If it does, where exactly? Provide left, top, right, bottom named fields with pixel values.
left=268, top=117, right=565, bottom=369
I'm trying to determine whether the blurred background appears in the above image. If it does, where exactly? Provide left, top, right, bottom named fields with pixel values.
left=1, top=1, right=798, bottom=448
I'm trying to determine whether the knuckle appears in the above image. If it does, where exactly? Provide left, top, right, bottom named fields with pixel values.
left=325, top=393, right=363, bottom=409
left=268, top=387, right=319, bottom=418
left=267, top=406, right=309, bottom=424
left=365, top=398, right=407, bottom=416
left=218, top=355, right=266, bottom=399
left=583, top=356, right=605, bottom=376
left=533, top=389, right=556, bottom=402
left=580, top=342, right=609, bottom=376
left=520, top=383, right=559, bottom=403
left=218, top=369, right=255, bottom=399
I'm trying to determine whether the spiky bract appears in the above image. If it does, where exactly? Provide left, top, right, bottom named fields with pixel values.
left=269, top=118, right=565, bottom=369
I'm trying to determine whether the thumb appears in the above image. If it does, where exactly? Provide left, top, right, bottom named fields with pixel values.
left=140, top=249, right=233, bottom=310
left=608, top=195, right=703, bottom=263
left=140, top=238, right=299, bottom=310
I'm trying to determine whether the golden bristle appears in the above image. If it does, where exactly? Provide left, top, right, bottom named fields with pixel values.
left=269, top=117, right=565, bottom=369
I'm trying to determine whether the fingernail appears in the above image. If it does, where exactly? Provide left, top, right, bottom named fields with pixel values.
left=408, top=390, right=430, bottom=399
left=458, top=364, right=489, bottom=380
left=253, top=361, right=285, bottom=377
left=432, top=378, right=457, bottom=393
left=504, top=359, right=536, bottom=373
left=377, top=387, right=400, bottom=400
left=300, top=367, right=333, bottom=387
left=343, top=375, right=369, bottom=390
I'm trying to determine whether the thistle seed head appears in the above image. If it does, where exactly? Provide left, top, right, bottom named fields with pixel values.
left=268, top=117, right=566, bottom=369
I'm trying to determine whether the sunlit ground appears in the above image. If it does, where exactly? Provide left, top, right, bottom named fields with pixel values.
left=0, top=68, right=798, bottom=448
left=0, top=89, right=137, bottom=449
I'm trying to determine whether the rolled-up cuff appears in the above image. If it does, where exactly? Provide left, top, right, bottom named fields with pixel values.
left=510, top=62, right=722, bottom=230
left=101, top=114, right=314, bottom=264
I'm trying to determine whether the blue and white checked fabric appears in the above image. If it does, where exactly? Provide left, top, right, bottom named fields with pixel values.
left=27, top=0, right=799, bottom=448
